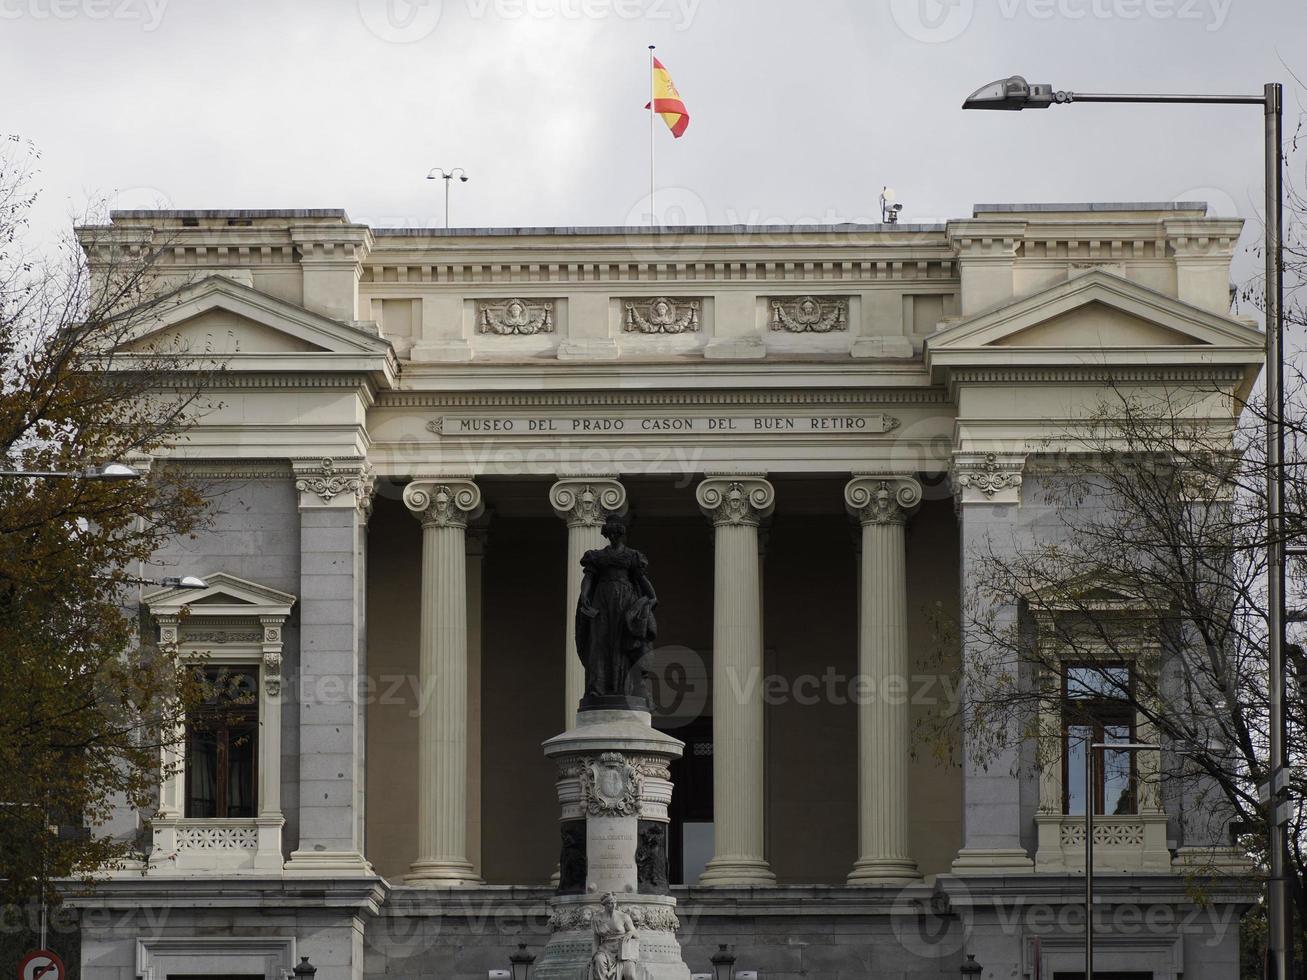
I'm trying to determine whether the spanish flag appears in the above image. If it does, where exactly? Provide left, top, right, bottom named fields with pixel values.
left=646, top=56, right=690, bottom=139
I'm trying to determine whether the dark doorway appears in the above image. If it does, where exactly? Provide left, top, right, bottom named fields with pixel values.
left=662, top=716, right=713, bottom=885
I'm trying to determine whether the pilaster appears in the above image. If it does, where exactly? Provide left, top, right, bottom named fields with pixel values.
left=290, top=224, right=372, bottom=323
left=285, top=457, right=375, bottom=876
left=949, top=454, right=1035, bottom=875
left=947, top=220, right=1027, bottom=316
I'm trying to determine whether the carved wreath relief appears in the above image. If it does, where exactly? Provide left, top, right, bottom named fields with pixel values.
left=478, top=298, right=555, bottom=335
left=549, top=902, right=681, bottom=933
left=624, top=297, right=701, bottom=334
left=770, top=295, right=849, bottom=333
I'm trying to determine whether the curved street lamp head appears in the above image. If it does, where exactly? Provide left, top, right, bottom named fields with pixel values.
left=963, top=75, right=1055, bottom=110
left=427, top=167, right=470, bottom=181
left=82, top=463, right=142, bottom=481
left=159, top=575, right=208, bottom=590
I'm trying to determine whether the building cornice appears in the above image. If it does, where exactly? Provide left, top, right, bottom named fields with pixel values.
left=375, top=387, right=951, bottom=410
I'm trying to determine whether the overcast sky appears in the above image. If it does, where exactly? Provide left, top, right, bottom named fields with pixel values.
left=3, top=0, right=1303, bottom=271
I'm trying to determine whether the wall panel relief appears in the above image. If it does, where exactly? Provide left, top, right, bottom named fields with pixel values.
left=769, top=296, right=850, bottom=333
left=477, top=298, right=556, bottom=336
left=623, top=297, right=702, bottom=335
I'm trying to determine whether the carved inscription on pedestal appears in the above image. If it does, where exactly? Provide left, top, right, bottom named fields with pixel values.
left=587, top=816, right=638, bottom=895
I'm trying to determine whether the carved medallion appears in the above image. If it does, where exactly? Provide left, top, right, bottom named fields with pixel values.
left=624, top=297, right=701, bottom=334
left=478, top=298, right=555, bottom=336
left=770, top=296, right=849, bottom=333
left=580, top=752, right=640, bottom=816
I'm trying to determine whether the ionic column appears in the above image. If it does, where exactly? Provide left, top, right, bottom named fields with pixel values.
left=696, top=475, right=776, bottom=886
left=404, top=479, right=484, bottom=886
left=846, top=476, right=922, bottom=886
left=549, top=478, right=628, bottom=726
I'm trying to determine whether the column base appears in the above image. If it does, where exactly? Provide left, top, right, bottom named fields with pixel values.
left=283, top=850, right=375, bottom=876
left=697, top=857, right=777, bottom=887
left=405, top=859, right=484, bottom=887
left=846, top=857, right=921, bottom=886
left=950, top=847, right=1035, bottom=875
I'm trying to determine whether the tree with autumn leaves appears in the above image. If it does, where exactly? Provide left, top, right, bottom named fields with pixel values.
left=0, top=135, right=213, bottom=935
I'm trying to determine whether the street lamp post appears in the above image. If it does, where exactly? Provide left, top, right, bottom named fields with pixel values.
left=964, top=76, right=1289, bottom=980
left=1084, top=742, right=1161, bottom=980
left=427, top=167, right=470, bottom=229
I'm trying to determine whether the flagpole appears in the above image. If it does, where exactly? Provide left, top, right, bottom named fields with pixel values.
left=649, top=44, right=656, bottom=228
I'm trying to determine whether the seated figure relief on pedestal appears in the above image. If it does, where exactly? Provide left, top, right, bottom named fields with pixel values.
left=576, top=515, right=658, bottom=711
left=586, top=892, right=640, bottom=980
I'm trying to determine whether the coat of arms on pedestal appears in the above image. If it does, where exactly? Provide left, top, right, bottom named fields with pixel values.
left=580, top=752, right=640, bottom=816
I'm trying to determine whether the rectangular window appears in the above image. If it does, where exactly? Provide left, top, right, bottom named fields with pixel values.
left=185, top=667, right=259, bottom=819
left=1063, top=664, right=1136, bottom=816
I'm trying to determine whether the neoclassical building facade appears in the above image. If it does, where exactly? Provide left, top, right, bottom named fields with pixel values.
left=72, top=204, right=1261, bottom=980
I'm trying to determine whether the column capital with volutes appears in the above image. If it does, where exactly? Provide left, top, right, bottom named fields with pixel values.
left=549, top=477, right=628, bottom=528
left=845, top=476, right=923, bottom=527
left=404, top=478, right=484, bottom=529
left=696, top=475, right=775, bottom=528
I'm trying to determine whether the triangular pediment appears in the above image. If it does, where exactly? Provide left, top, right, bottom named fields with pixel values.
left=994, top=301, right=1200, bottom=349
left=125, top=275, right=394, bottom=360
left=142, top=571, right=296, bottom=618
left=927, top=269, right=1264, bottom=358
left=126, top=306, right=330, bottom=355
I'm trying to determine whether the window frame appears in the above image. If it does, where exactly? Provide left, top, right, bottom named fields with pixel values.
left=1061, top=662, right=1138, bottom=816
left=184, top=666, right=261, bottom=820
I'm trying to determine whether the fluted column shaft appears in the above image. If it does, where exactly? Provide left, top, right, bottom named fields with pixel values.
left=696, top=476, right=776, bottom=886
left=404, top=479, right=484, bottom=886
left=846, top=476, right=922, bottom=885
left=550, top=478, right=628, bottom=726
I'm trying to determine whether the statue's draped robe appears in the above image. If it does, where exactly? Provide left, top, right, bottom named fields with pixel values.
left=576, top=547, right=657, bottom=700
left=586, top=909, right=639, bottom=980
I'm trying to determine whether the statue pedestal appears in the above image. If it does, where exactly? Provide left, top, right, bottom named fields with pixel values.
left=534, top=709, right=692, bottom=980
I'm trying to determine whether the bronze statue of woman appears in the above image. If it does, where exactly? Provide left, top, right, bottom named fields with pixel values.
left=576, top=514, right=657, bottom=709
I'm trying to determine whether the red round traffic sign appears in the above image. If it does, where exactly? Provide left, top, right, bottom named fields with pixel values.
left=18, top=950, right=65, bottom=980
